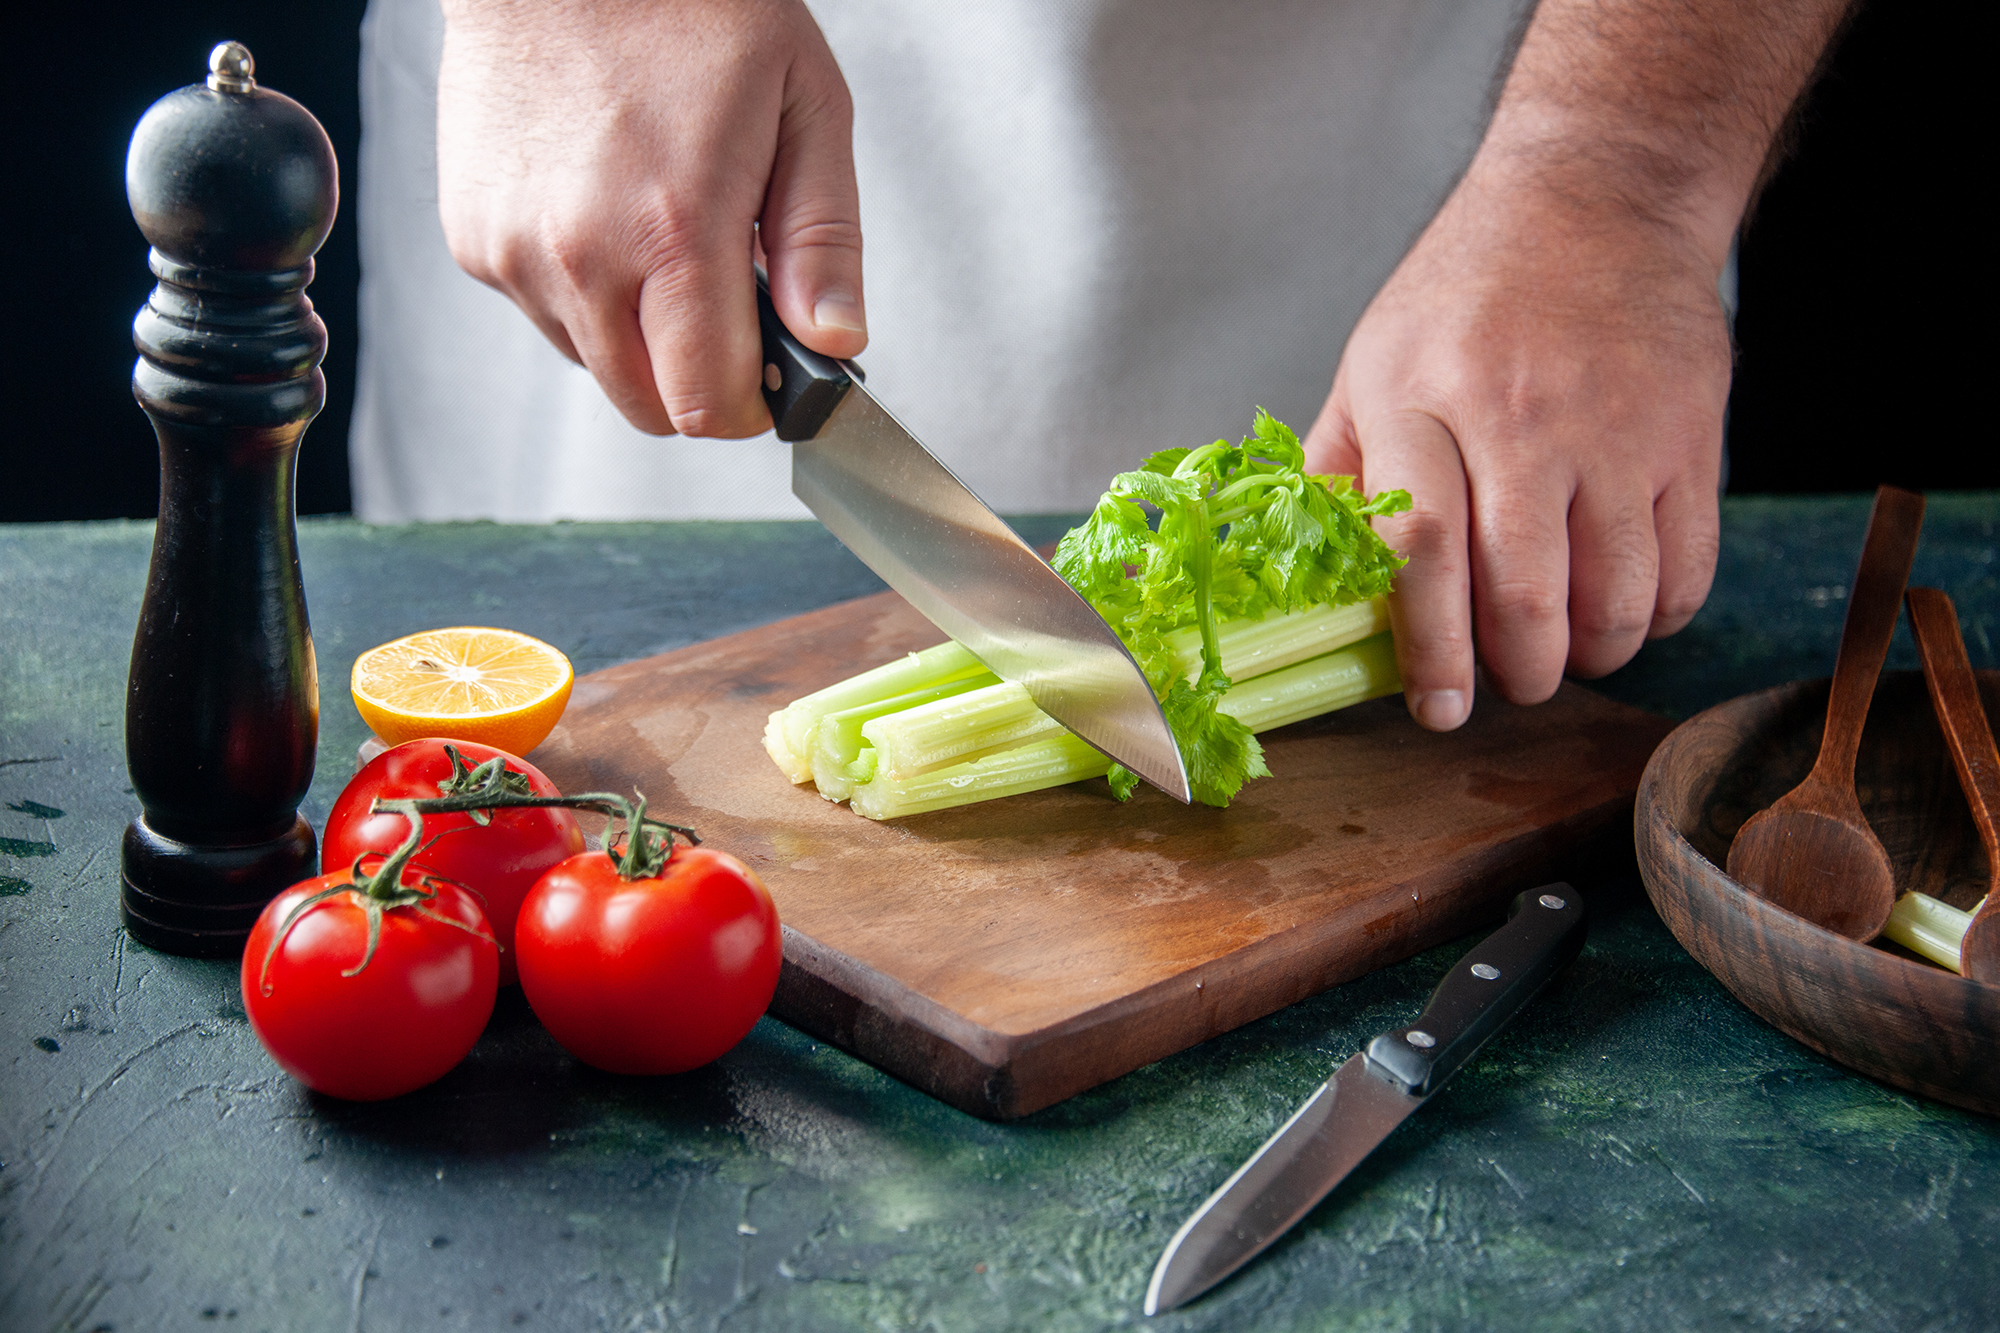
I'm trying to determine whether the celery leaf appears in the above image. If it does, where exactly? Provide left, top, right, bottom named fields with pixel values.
left=1058, top=409, right=1409, bottom=807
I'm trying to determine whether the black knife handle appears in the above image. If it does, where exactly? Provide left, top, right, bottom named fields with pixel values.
left=755, top=269, right=855, bottom=441
left=1365, top=884, right=1587, bottom=1096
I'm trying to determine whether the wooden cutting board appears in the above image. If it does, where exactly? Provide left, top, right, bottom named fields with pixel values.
left=532, top=589, right=1672, bottom=1119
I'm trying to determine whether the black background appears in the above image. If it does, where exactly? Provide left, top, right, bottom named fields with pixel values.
left=5, top=2, right=367, bottom=522
left=1721, top=1, right=1990, bottom=494
left=0, top=0, right=1988, bottom=522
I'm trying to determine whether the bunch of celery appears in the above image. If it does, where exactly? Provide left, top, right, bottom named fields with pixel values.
left=764, top=411, right=1412, bottom=818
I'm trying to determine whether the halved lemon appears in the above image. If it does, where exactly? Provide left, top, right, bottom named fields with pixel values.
left=351, top=626, right=574, bottom=756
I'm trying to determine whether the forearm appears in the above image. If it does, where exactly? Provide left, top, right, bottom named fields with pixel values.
left=1473, top=0, right=1852, bottom=260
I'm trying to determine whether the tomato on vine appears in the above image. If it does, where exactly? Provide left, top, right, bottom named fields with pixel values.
left=514, top=795, right=782, bottom=1076
left=242, top=814, right=500, bottom=1101
left=270, top=768, right=780, bottom=1089
left=323, top=740, right=583, bottom=985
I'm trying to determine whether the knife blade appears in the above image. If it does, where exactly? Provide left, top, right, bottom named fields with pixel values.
left=755, top=274, right=1191, bottom=803
left=1144, top=884, right=1588, bottom=1315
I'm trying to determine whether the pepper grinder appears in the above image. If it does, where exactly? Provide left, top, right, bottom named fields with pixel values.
left=119, top=43, right=335, bottom=956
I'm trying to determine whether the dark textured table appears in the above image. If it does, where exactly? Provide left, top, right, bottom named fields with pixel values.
left=3, top=495, right=1996, bottom=1332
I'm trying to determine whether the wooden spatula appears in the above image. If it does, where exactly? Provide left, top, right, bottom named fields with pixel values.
left=1726, top=486, right=1925, bottom=940
left=1906, top=586, right=2000, bottom=982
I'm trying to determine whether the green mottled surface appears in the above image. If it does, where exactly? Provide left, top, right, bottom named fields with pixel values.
left=2, top=497, right=1996, bottom=1332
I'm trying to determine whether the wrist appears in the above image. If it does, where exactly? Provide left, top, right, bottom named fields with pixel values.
left=1463, top=108, right=1752, bottom=270
left=1466, top=0, right=1851, bottom=270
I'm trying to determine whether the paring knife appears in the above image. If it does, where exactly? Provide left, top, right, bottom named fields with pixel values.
left=1145, top=885, right=1588, bottom=1315
left=754, top=275, right=1192, bottom=803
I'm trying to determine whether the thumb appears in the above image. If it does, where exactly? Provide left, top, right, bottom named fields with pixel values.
left=762, top=50, right=866, bottom=360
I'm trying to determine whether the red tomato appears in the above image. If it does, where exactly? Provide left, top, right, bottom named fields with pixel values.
left=241, top=871, right=499, bottom=1100
left=515, top=847, right=782, bottom=1075
left=323, top=740, right=584, bottom=986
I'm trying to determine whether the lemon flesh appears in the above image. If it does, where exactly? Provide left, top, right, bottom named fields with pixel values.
left=351, top=626, right=573, bottom=757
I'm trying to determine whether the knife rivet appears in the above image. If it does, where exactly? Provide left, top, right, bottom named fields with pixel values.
left=1471, top=963, right=1501, bottom=980
left=1538, top=893, right=1567, bottom=910
left=1406, top=1030, right=1436, bottom=1048
left=764, top=363, right=783, bottom=392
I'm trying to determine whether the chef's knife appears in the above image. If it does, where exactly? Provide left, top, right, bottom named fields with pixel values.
left=754, top=274, right=1191, bottom=803
left=1145, top=885, right=1588, bottom=1315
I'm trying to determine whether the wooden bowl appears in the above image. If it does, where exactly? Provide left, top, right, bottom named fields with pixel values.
left=1636, top=670, right=1999, bottom=1116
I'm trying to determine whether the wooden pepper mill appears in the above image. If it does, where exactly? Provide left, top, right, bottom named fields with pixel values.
left=119, top=42, right=335, bottom=956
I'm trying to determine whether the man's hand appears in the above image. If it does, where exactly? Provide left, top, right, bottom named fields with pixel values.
left=1305, top=168, right=1730, bottom=730
left=1305, top=0, right=1850, bottom=731
left=437, top=0, right=864, bottom=439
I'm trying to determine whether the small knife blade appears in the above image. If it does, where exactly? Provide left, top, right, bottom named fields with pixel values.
left=1145, top=884, right=1588, bottom=1315
left=755, top=274, right=1190, bottom=803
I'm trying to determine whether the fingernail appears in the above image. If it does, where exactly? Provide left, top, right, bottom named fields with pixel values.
left=1413, top=689, right=1468, bottom=731
left=812, top=293, right=866, bottom=335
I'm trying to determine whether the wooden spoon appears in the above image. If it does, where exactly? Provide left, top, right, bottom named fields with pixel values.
left=1906, top=586, right=2000, bottom=982
left=1726, top=485, right=1925, bottom=940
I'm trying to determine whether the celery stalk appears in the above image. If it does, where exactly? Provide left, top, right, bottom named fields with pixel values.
left=782, top=602, right=1392, bottom=787
left=763, top=712, right=813, bottom=784
left=849, top=733, right=1110, bottom=820
left=1215, top=632, right=1399, bottom=731
left=1881, top=891, right=1982, bottom=973
left=768, top=640, right=995, bottom=780
left=1166, top=598, right=1390, bottom=684
left=809, top=676, right=993, bottom=801
left=843, top=635, right=1402, bottom=819
left=765, top=586, right=1398, bottom=816
left=860, top=681, right=1062, bottom=780
left=856, top=630, right=1400, bottom=788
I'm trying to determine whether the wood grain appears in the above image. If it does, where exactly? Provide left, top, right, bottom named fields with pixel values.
left=1723, top=485, right=1922, bottom=940
left=1908, top=587, right=2000, bottom=981
left=1638, top=671, right=2000, bottom=1117
left=534, top=588, right=1672, bottom=1119
left=1814, top=487, right=1927, bottom=793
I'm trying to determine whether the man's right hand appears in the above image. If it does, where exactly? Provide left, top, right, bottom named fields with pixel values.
left=437, top=0, right=865, bottom=438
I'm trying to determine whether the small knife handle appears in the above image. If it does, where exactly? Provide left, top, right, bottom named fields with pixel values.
left=1365, top=884, right=1587, bottom=1096
left=755, top=270, right=854, bottom=441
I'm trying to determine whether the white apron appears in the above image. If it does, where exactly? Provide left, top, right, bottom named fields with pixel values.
left=352, top=0, right=1529, bottom=521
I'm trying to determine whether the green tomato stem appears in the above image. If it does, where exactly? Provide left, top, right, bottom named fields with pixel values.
left=376, top=769, right=702, bottom=882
